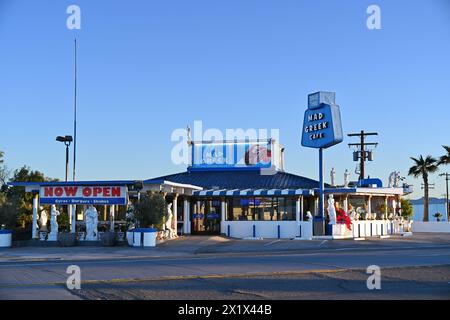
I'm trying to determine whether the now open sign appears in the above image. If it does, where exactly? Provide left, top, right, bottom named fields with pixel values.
left=39, top=185, right=128, bottom=205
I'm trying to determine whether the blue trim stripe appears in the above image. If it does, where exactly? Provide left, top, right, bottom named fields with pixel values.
left=192, top=188, right=312, bottom=197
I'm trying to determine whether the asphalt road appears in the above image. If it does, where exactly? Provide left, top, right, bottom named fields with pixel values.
left=1, top=240, right=449, bottom=300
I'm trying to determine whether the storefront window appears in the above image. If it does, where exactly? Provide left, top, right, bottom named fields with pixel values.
left=226, top=197, right=296, bottom=221
left=191, top=198, right=221, bottom=234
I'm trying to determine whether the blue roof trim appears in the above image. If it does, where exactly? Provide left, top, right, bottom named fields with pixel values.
left=8, top=180, right=137, bottom=187
left=146, top=170, right=324, bottom=190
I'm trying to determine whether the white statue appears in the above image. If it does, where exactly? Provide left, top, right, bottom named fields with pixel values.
left=38, top=207, right=48, bottom=232
left=47, top=205, right=60, bottom=241
left=388, top=171, right=396, bottom=188
left=344, top=169, right=350, bottom=188
left=164, top=203, right=177, bottom=239
left=126, top=201, right=136, bottom=230
left=330, top=167, right=336, bottom=187
left=85, top=205, right=99, bottom=241
left=349, top=208, right=357, bottom=221
left=306, top=211, right=313, bottom=221
left=394, top=171, right=401, bottom=187
left=327, top=195, right=336, bottom=225
left=186, top=125, right=192, bottom=143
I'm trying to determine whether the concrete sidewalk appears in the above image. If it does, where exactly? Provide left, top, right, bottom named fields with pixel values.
left=1, top=233, right=449, bottom=263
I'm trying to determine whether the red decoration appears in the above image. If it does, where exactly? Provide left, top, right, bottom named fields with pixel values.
left=336, top=208, right=352, bottom=231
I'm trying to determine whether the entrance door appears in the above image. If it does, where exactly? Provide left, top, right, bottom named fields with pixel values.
left=191, top=199, right=221, bottom=235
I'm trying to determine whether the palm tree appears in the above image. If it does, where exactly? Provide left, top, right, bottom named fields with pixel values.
left=408, top=155, right=439, bottom=222
left=438, top=145, right=450, bottom=220
left=438, top=145, right=450, bottom=165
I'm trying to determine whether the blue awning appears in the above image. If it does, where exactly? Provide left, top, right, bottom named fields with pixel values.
left=193, top=188, right=313, bottom=197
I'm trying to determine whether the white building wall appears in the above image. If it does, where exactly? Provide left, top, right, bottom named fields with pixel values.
left=223, top=221, right=312, bottom=239
left=412, top=221, right=450, bottom=233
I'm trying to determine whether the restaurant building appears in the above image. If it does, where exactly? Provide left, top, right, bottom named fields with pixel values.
left=10, top=137, right=410, bottom=240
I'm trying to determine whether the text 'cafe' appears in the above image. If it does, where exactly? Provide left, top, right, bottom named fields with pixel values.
left=10, top=92, right=411, bottom=240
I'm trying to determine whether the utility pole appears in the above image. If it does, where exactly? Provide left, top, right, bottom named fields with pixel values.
left=439, top=173, right=449, bottom=221
left=348, top=130, right=378, bottom=181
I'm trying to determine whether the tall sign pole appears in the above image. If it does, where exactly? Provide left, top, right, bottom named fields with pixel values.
left=301, top=92, right=343, bottom=236
left=318, top=148, right=324, bottom=225
left=70, top=38, right=78, bottom=234
left=73, top=38, right=77, bottom=182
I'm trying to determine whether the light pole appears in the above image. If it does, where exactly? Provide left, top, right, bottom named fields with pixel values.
left=56, top=135, right=73, bottom=182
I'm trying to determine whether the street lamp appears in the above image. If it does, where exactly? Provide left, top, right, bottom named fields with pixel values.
left=56, top=135, right=73, bottom=182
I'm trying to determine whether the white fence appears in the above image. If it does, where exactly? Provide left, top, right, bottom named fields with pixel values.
left=351, top=221, right=394, bottom=238
left=412, top=221, right=450, bottom=233
left=222, top=221, right=313, bottom=240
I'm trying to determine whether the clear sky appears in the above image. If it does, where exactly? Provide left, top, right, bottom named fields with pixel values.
left=1, top=0, right=449, bottom=199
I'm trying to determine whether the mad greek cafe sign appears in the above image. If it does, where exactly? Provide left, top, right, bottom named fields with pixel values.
left=39, top=185, right=128, bottom=205
left=301, top=91, right=343, bottom=149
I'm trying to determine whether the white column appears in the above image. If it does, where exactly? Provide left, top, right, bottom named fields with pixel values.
left=343, top=196, right=348, bottom=214
left=367, top=195, right=372, bottom=214
left=69, top=205, right=75, bottom=233
left=384, top=196, right=388, bottom=219
left=300, top=196, right=304, bottom=221
left=109, top=205, right=115, bottom=232
left=183, top=199, right=190, bottom=234
left=72, top=205, right=77, bottom=233
left=68, top=205, right=72, bottom=229
left=221, top=198, right=226, bottom=235
left=221, top=199, right=226, bottom=222
left=173, top=195, right=178, bottom=236
left=295, top=197, right=301, bottom=223
left=32, top=193, right=39, bottom=239
left=314, top=197, right=319, bottom=215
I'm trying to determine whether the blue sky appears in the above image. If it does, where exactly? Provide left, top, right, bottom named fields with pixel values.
left=0, top=0, right=449, bottom=199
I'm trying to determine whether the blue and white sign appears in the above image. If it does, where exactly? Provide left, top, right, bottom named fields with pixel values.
left=39, top=185, right=128, bottom=205
left=301, top=91, right=343, bottom=149
left=191, top=141, right=272, bottom=170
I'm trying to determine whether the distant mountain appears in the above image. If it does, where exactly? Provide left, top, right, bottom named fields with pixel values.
left=409, top=197, right=449, bottom=205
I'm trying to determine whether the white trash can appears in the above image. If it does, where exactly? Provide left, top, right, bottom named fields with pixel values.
left=126, top=231, right=134, bottom=246
left=133, top=230, right=142, bottom=247
left=0, top=230, right=12, bottom=248
left=142, top=229, right=157, bottom=247
left=132, top=228, right=157, bottom=247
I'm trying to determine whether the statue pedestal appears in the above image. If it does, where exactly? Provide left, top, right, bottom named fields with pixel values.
left=330, top=224, right=353, bottom=239
left=85, top=235, right=98, bottom=241
left=39, top=231, right=48, bottom=241
left=47, top=232, right=58, bottom=241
